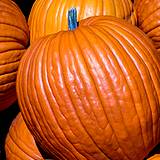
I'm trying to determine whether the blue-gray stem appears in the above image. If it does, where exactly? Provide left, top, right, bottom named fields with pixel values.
left=68, top=8, right=78, bottom=30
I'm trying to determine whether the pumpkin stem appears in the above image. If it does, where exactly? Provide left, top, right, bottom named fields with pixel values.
left=68, top=8, right=78, bottom=30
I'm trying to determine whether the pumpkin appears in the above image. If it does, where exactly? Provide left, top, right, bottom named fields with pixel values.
left=11, top=0, right=35, bottom=19
left=0, top=0, right=29, bottom=110
left=146, top=144, right=160, bottom=160
left=147, top=155, right=160, bottom=160
left=17, top=9, right=160, bottom=159
left=28, top=0, right=136, bottom=43
left=5, top=113, right=44, bottom=160
left=134, top=0, right=160, bottom=54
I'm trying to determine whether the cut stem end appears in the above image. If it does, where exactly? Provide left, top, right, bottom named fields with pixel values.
left=68, top=8, right=78, bottom=30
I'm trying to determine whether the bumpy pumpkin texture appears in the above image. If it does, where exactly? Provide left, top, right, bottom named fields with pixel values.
left=135, top=0, right=160, bottom=54
left=5, top=113, right=43, bottom=160
left=0, top=0, right=29, bottom=110
left=17, top=15, right=160, bottom=159
left=28, top=0, right=136, bottom=43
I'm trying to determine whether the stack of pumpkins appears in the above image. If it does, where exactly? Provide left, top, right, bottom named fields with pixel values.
left=1, top=0, right=160, bottom=159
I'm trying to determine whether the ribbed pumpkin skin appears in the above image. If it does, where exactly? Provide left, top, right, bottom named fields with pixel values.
left=17, top=16, right=160, bottom=160
left=0, top=0, right=29, bottom=110
left=135, top=0, right=160, bottom=54
left=28, top=0, right=136, bottom=43
left=5, top=113, right=43, bottom=160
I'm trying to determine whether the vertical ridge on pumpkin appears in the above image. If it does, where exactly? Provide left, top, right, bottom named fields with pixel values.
left=26, top=34, right=88, bottom=159
left=110, top=19, right=160, bottom=145
left=17, top=16, right=160, bottom=160
left=16, top=39, right=51, bottom=156
left=77, top=26, right=145, bottom=159
left=102, top=24, right=153, bottom=150
left=85, top=16, right=160, bottom=150
left=40, top=35, right=83, bottom=160
left=28, top=0, right=136, bottom=43
left=59, top=31, right=110, bottom=160
left=28, top=38, right=66, bottom=159
left=72, top=27, right=131, bottom=160
left=5, top=113, right=43, bottom=160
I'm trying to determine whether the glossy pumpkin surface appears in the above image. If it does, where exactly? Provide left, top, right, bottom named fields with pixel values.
left=5, top=113, right=43, bottom=160
left=135, top=0, right=160, bottom=54
left=17, top=16, right=160, bottom=160
left=28, top=0, right=136, bottom=43
left=0, top=0, right=29, bottom=110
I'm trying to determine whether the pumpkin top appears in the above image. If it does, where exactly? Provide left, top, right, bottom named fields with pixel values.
left=28, top=0, right=136, bottom=43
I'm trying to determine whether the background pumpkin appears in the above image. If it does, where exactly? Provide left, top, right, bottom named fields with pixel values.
left=17, top=13, right=160, bottom=160
left=28, top=0, right=136, bottom=43
left=5, top=113, right=44, bottom=160
left=11, top=0, right=35, bottom=19
left=147, top=155, right=160, bottom=160
left=0, top=102, right=19, bottom=160
left=134, top=0, right=160, bottom=55
left=0, top=0, right=29, bottom=110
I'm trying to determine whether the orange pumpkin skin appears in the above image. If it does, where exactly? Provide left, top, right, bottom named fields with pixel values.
left=148, top=155, right=160, bottom=160
left=135, top=0, right=160, bottom=54
left=17, top=16, right=160, bottom=160
left=0, top=0, right=29, bottom=110
left=5, top=113, right=44, bottom=160
left=28, top=0, right=136, bottom=43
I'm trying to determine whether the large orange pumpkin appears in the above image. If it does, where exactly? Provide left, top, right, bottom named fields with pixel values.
left=134, top=0, right=160, bottom=55
left=0, top=0, right=29, bottom=110
left=17, top=12, right=160, bottom=159
left=5, top=113, right=44, bottom=160
left=28, top=0, right=136, bottom=43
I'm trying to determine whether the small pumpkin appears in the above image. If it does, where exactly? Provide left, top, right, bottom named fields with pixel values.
left=0, top=0, right=29, bottom=110
left=28, top=0, right=136, bottom=43
left=5, top=113, right=44, bottom=160
left=17, top=10, right=160, bottom=159
left=134, top=0, right=160, bottom=55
